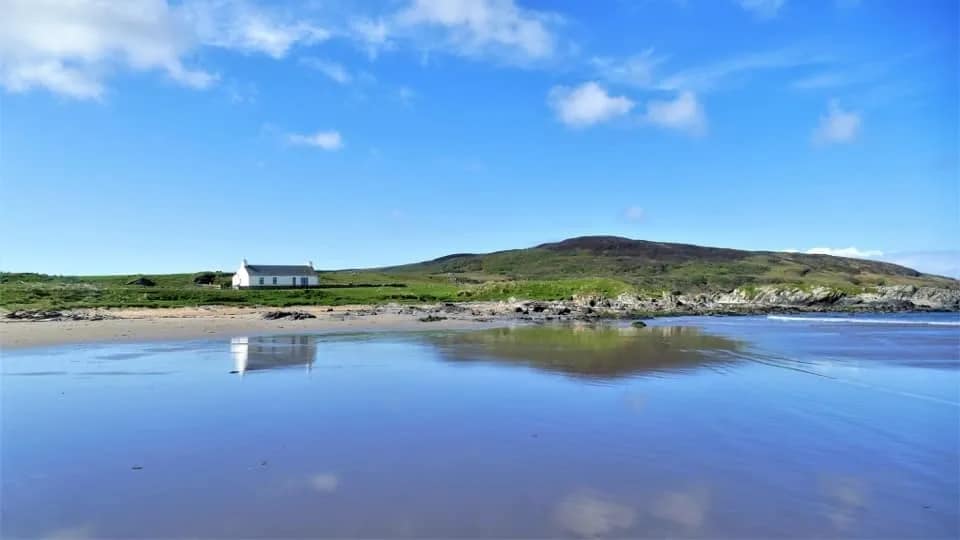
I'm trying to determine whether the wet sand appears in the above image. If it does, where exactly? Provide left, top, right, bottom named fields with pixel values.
left=0, top=305, right=511, bottom=349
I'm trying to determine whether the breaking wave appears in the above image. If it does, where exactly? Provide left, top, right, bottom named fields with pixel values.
left=767, top=315, right=960, bottom=327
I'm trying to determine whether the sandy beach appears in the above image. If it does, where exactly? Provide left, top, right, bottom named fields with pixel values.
left=0, top=305, right=514, bottom=349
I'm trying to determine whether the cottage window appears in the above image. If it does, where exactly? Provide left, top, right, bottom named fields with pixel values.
left=292, top=277, right=296, bottom=285
left=272, top=277, right=277, bottom=285
left=258, top=277, right=264, bottom=285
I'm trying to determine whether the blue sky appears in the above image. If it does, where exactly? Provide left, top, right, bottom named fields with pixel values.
left=1, top=0, right=958, bottom=276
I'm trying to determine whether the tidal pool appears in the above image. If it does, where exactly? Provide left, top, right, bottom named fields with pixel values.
left=2, top=314, right=958, bottom=538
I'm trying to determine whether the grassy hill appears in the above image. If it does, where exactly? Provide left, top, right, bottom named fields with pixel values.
left=2, top=236, right=956, bottom=310
left=384, top=236, right=953, bottom=290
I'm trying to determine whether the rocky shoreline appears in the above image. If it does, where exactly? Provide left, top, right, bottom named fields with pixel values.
left=364, top=284, right=960, bottom=322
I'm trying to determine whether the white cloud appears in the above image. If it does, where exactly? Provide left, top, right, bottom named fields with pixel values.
left=182, top=0, right=328, bottom=59
left=813, top=100, right=861, bottom=144
left=395, top=0, right=558, bottom=61
left=736, top=0, right=786, bottom=19
left=0, top=0, right=214, bottom=99
left=0, top=0, right=331, bottom=99
left=287, top=130, right=343, bottom=151
left=301, top=57, right=351, bottom=84
left=623, top=206, right=646, bottom=223
left=644, top=91, right=706, bottom=135
left=784, top=247, right=883, bottom=258
left=548, top=81, right=634, bottom=127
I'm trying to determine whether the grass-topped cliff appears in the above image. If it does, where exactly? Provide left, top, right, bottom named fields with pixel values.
left=2, top=236, right=956, bottom=310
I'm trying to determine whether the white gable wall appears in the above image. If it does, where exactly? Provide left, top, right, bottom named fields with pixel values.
left=231, top=266, right=250, bottom=288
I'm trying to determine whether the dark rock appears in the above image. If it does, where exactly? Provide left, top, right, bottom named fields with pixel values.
left=126, top=277, right=156, bottom=287
left=262, top=311, right=317, bottom=320
left=419, top=315, right=447, bottom=322
left=631, top=320, right=648, bottom=328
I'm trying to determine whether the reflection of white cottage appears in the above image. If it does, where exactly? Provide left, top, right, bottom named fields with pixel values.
left=230, top=336, right=317, bottom=374
left=231, top=259, right=319, bottom=289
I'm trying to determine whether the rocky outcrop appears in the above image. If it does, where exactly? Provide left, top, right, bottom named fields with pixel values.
left=595, top=285, right=960, bottom=315
left=4, top=310, right=114, bottom=321
left=486, top=285, right=960, bottom=320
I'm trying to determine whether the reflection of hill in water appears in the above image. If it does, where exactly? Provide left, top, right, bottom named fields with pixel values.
left=230, top=336, right=317, bottom=374
left=431, top=325, right=744, bottom=379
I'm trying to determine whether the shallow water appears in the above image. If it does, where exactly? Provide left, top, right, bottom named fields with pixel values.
left=2, top=314, right=958, bottom=538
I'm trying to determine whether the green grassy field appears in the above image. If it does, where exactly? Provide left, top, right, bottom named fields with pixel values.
left=0, top=272, right=638, bottom=310
left=2, top=236, right=956, bottom=311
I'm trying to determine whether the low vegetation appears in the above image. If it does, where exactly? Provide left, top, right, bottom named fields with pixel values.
left=2, top=237, right=955, bottom=311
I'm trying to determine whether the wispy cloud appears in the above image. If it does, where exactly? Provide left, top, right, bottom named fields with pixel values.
left=301, top=58, right=351, bottom=84
left=396, top=85, right=416, bottom=106
left=392, top=0, right=560, bottom=63
left=659, top=48, right=825, bottom=92
left=548, top=82, right=634, bottom=127
left=287, top=130, right=343, bottom=151
left=812, top=100, right=861, bottom=144
left=622, top=206, right=646, bottom=223
left=644, top=91, right=707, bottom=136
left=736, top=0, right=787, bottom=19
left=591, top=49, right=663, bottom=88
left=183, top=0, right=329, bottom=59
left=350, top=17, right=392, bottom=59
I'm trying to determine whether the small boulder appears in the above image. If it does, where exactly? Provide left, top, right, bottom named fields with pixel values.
left=262, top=310, right=317, bottom=320
left=126, top=277, right=156, bottom=287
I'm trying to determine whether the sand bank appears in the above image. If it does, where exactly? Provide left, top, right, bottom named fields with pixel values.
left=0, top=305, right=515, bottom=349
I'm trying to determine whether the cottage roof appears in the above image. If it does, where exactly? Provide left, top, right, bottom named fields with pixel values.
left=244, top=264, right=315, bottom=276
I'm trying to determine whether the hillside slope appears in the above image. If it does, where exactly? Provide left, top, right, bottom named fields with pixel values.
left=382, top=236, right=956, bottom=291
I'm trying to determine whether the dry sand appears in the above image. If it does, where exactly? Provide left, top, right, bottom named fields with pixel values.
left=0, top=305, right=514, bottom=350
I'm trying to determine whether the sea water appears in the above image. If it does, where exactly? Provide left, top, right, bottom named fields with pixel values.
left=2, top=313, right=958, bottom=538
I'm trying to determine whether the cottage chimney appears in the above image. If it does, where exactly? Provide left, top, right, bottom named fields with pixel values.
left=308, top=260, right=314, bottom=268
left=242, top=258, right=248, bottom=266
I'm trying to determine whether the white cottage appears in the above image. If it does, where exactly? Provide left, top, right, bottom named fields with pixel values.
left=232, top=259, right=319, bottom=289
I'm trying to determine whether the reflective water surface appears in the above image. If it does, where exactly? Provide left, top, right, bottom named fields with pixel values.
left=2, top=314, right=958, bottom=538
